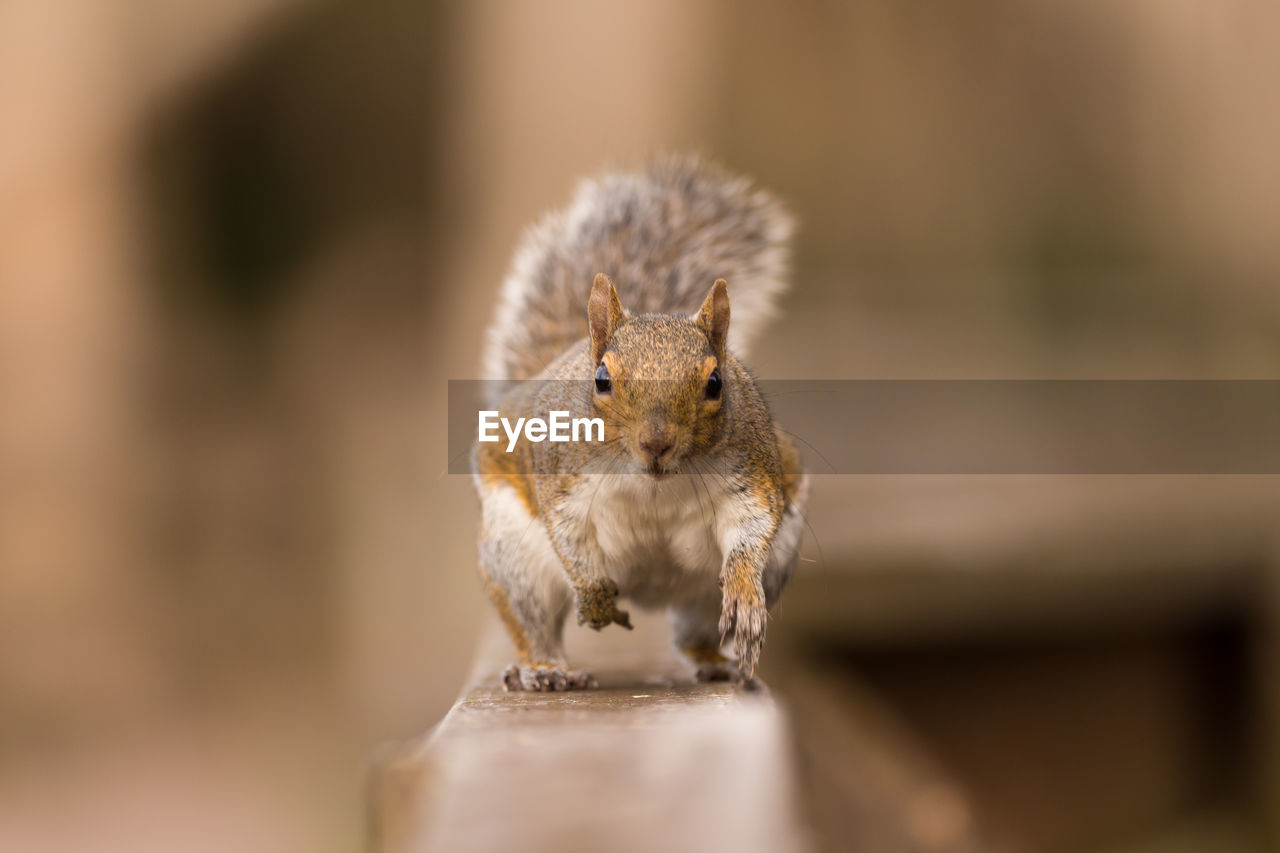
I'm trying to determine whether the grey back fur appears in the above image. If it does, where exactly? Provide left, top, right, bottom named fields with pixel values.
left=481, top=155, right=794, bottom=395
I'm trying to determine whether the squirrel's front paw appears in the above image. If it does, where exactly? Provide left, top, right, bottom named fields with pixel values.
left=719, top=575, right=767, bottom=677
left=575, top=578, right=633, bottom=631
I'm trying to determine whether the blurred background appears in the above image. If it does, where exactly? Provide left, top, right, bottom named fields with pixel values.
left=2, top=1, right=1278, bottom=851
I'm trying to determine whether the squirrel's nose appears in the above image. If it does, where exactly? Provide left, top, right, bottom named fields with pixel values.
left=638, top=425, right=675, bottom=461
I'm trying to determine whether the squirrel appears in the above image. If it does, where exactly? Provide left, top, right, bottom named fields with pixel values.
left=472, top=155, right=809, bottom=691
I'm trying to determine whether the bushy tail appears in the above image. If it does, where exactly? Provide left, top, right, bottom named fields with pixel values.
left=481, top=155, right=794, bottom=387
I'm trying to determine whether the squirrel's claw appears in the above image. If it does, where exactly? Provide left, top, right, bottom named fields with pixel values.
left=503, top=664, right=596, bottom=692
left=719, top=576, right=767, bottom=678
left=575, top=578, right=631, bottom=631
left=579, top=603, right=632, bottom=631
left=733, top=601, right=767, bottom=677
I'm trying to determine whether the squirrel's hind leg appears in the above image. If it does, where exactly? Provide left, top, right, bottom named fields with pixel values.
left=762, top=472, right=809, bottom=609
left=478, top=488, right=591, bottom=691
left=481, top=568, right=593, bottom=691
left=479, top=558, right=592, bottom=692
left=669, top=598, right=743, bottom=683
left=501, top=663, right=596, bottom=691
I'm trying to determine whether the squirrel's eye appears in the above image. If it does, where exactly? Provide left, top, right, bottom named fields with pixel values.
left=594, top=363, right=611, bottom=394
left=705, top=368, right=722, bottom=400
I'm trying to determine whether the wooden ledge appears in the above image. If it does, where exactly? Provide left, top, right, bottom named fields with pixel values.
left=370, top=615, right=806, bottom=853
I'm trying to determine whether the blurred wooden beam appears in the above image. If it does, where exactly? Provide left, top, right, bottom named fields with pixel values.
left=369, top=616, right=806, bottom=853
left=783, top=476, right=1279, bottom=644
left=765, top=658, right=988, bottom=853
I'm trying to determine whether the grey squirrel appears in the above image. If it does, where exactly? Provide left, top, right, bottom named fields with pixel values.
left=473, top=155, right=808, bottom=690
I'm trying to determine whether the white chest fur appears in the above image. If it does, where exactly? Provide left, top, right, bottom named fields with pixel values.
left=565, top=473, right=731, bottom=607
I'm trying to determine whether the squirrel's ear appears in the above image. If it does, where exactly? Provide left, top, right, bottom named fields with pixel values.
left=695, top=278, right=730, bottom=361
left=588, top=273, right=625, bottom=362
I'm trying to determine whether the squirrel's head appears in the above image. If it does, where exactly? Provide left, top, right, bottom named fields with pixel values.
left=587, top=273, right=730, bottom=477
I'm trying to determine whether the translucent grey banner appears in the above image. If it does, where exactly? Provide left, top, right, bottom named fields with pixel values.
left=448, top=380, right=1280, bottom=474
